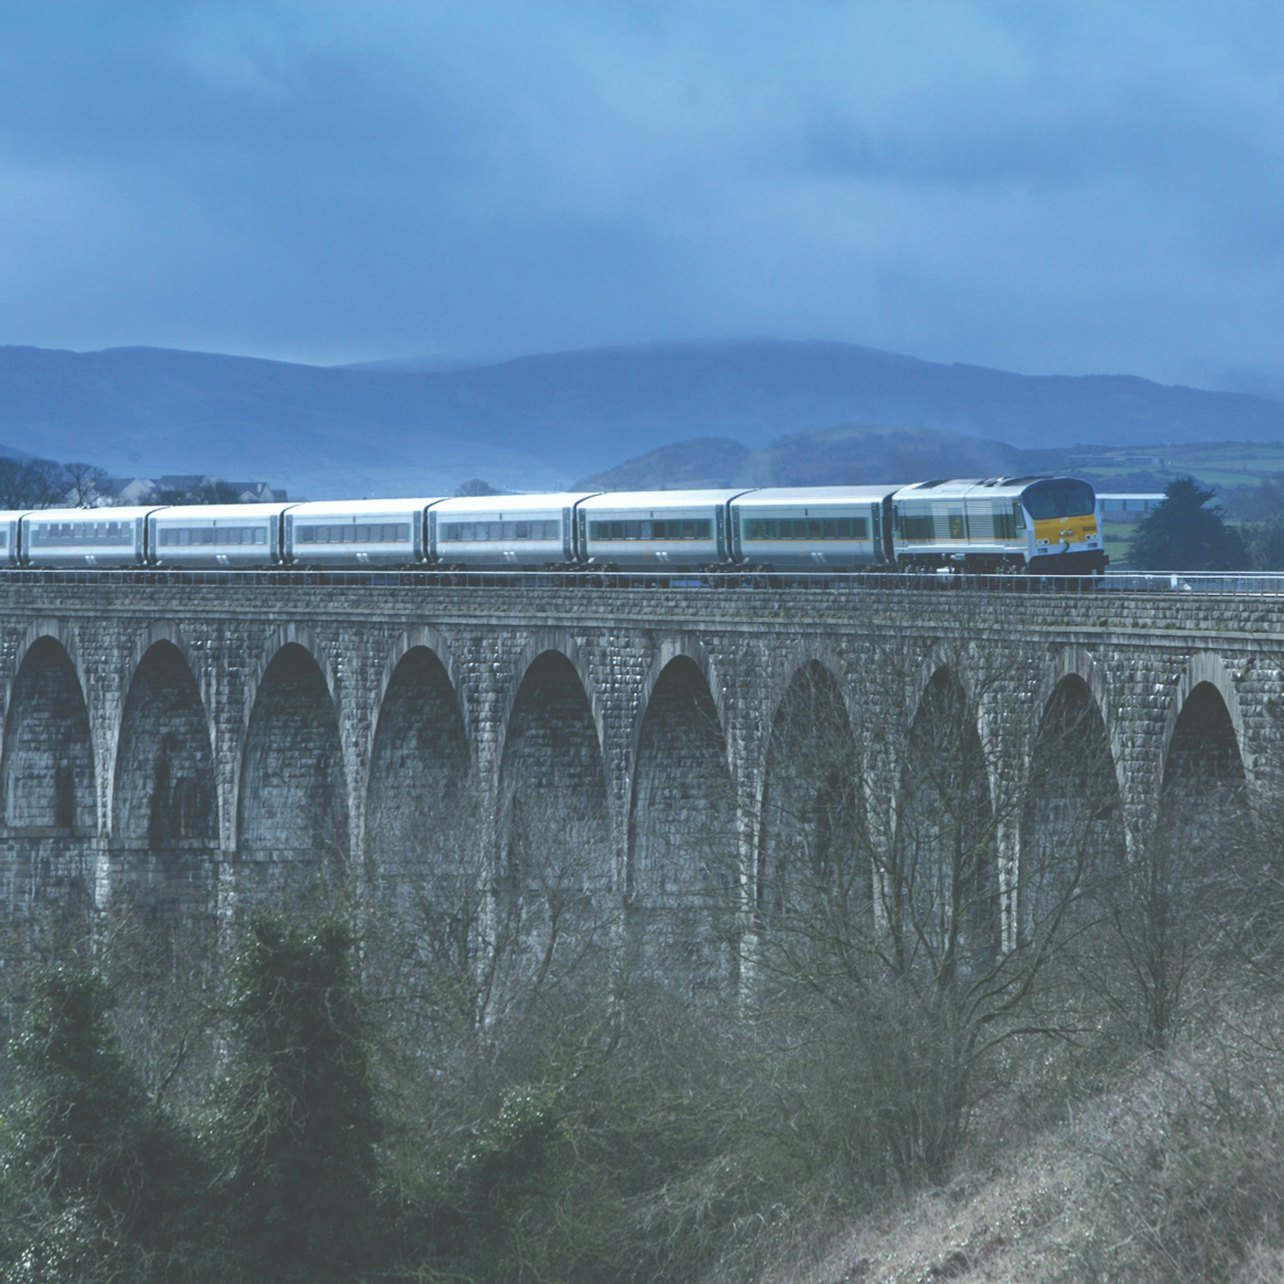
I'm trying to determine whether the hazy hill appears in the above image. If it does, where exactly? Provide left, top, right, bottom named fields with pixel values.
left=5, top=338, right=1284, bottom=497
left=576, top=424, right=1029, bottom=489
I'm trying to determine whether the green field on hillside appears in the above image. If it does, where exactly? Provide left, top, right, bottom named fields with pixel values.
left=1042, top=439, right=1284, bottom=492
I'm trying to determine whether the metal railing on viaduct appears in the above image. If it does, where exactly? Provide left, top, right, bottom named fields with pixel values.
left=0, top=571, right=1276, bottom=973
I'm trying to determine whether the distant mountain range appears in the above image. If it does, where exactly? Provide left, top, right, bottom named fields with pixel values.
left=4, top=338, right=1284, bottom=498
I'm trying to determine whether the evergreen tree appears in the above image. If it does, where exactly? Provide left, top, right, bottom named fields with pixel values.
left=1130, top=476, right=1248, bottom=572
left=0, top=964, right=209, bottom=1281
left=218, top=915, right=382, bottom=1283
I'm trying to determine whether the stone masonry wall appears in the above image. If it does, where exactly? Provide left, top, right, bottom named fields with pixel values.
left=0, top=576, right=1281, bottom=957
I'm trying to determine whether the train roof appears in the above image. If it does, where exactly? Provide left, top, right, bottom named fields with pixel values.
left=149, top=502, right=295, bottom=522
left=578, top=489, right=751, bottom=510
left=892, top=477, right=1063, bottom=502
left=286, top=498, right=444, bottom=517
left=732, top=486, right=899, bottom=508
left=429, top=492, right=597, bottom=516
left=24, top=506, right=161, bottom=522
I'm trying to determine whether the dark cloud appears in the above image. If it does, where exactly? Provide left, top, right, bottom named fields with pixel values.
left=1, top=0, right=1283, bottom=388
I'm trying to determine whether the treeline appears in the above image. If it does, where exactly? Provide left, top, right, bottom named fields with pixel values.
left=0, top=455, right=265, bottom=510
left=0, top=458, right=106, bottom=510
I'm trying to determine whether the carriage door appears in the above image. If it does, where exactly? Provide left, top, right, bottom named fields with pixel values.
left=562, top=507, right=574, bottom=563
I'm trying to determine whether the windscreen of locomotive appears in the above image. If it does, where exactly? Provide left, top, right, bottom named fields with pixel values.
left=1022, top=480, right=1095, bottom=520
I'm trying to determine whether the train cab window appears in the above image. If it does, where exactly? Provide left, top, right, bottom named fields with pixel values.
left=896, top=514, right=936, bottom=541
left=1023, top=479, right=1095, bottom=520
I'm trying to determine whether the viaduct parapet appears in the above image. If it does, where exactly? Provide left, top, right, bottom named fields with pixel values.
left=0, top=577, right=1274, bottom=977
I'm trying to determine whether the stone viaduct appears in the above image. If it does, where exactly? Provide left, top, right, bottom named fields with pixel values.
left=0, top=574, right=1275, bottom=978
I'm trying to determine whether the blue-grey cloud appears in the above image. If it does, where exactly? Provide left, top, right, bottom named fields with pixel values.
left=2, top=0, right=1284, bottom=391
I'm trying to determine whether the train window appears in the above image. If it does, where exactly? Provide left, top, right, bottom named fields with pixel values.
left=31, top=522, right=134, bottom=547
left=158, top=526, right=268, bottom=547
left=589, top=518, right=712, bottom=540
left=743, top=516, right=868, bottom=540
left=295, top=522, right=412, bottom=544
left=993, top=511, right=1017, bottom=539
left=440, top=520, right=558, bottom=542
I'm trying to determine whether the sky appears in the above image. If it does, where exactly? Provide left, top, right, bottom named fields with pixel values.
left=3, top=1, right=1284, bottom=393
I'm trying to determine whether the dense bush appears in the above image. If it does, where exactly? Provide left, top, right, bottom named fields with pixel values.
left=0, top=965, right=212, bottom=1281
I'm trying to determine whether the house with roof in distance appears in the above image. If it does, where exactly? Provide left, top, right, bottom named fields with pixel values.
left=72, top=474, right=288, bottom=507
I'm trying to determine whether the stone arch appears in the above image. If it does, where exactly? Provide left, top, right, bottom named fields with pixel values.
left=1019, top=674, right=1125, bottom=940
left=629, top=636, right=727, bottom=768
left=499, top=632, right=604, bottom=763
left=366, top=645, right=470, bottom=878
left=237, top=642, right=349, bottom=908
left=0, top=634, right=96, bottom=929
left=368, top=627, right=468, bottom=750
left=239, top=623, right=342, bottom=737
left=629, top=654, right=739, bottom=992
left=112, top=641, right=218, bottom=852
left=498, top=649, right=610, bottom=891
left=871, top=638, right=988, bottom=805
left=757, top=660, right=865, bottom=922
left=758, top=641, right=854, bottom=738
left=1160, top=655, right=1248, bottom=795
left=2, top=635, right=96, bottom=833
left=1035, top=646, right=1120, bottom=765
left=108, top=639, right=221, bottom=957
left=893, top=666, right=1001, bottom=974
left=1157, top=678, right=1248, bottom=843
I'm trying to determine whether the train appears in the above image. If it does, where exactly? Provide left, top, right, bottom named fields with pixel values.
left=0, top=476, right=1107, bottom=575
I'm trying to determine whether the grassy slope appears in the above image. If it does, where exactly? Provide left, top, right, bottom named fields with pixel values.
left=762, top=1000, right=1284, bottom=1283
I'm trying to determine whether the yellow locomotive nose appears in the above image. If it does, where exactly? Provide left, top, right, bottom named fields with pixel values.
left=1034, top=514, right=1097, bottom=546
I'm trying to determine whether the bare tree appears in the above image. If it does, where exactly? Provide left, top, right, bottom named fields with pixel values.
left=0, top=457, right=72, bottom=508
left=61, top=460, right=108, bottom=507
left=745, top=612, right=1122, bottom=1173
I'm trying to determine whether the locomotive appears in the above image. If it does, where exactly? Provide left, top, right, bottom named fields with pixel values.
left=0, top=476, right=1106, bottom=575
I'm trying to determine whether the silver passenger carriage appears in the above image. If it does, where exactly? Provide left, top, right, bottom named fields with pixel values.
left=730, top=486, right=897, bottom=569
left=17, top=507, right=155, bottom=568
left=285, top=498, right=437, bottom=567
left=428, top=493, right=592, bottom=568
left=148, top=503, right=292, bottom=568
left=0, top=511, right=30, bottom=566
left=577, top=489, right=750, bottom=569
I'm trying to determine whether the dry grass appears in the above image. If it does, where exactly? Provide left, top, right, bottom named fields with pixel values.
left=761, top=1000, right=1284, bottom=1284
